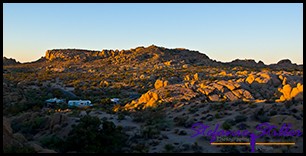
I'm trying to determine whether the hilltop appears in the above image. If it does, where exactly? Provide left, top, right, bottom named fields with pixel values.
left=3, top=57, right=21, bottom=66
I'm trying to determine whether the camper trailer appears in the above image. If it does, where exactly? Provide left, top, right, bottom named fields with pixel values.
left=68, top=100, right=92, bottom=108
left=45, top=98, right=65, bottom=108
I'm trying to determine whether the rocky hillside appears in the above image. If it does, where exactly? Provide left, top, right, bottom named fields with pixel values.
left=3, top=57, right=21, bottom=66
left=3, top=45, right=303, bottom=153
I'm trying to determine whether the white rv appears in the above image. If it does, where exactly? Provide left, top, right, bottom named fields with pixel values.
left=68, top=100, right=92, bottom=108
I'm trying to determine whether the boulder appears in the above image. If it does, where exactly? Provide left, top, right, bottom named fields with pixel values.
left=217, top=80, right=239, bottom=91
left=291, top=83, right=303, bottom=97
left=242, top=90, right=254, bottom=99
left=154, top=79, right=168, bottom=89
left=224, top=91, right=239, bottom=101
left=208, top=94, right=220, bottom=102
left=277, top=83, right=303, bottom=102
left=197, top=85, right=215, bottom=95
left=232, top=89, right=243, bottom=98
left=182, top=64, right=189, bottom=69
left=211, top=83, right=223, bottom=91
left=194, top=73, right=199, bottom=81
left=280, top=84, right=292, bottom=100
left=245, top=74, right=255, bottom=84
left=184, top=75, right=191, bottom=81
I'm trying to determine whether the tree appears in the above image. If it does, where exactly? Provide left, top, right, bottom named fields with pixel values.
left=64, top=115, right=127, bottom=153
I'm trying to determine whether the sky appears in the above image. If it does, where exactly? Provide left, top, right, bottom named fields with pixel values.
left=3, top=3, right=303, bottom=64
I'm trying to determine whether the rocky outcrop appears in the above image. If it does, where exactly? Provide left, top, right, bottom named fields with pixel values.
left=276, top=83, right=303, bottom=102
left=197, top=80, right=254, bottom=102
left=124, top=91, right=159, bottom=110
left=45, top=49, right=101, bottom=61
left=124, top=84, right=198, bottom=110
left=49, top=113, right=68, bottom=132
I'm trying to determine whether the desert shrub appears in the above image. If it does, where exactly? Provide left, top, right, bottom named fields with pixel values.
left=133, top=107, right=170, bottom=132
left=141, top=125, right=161, bottom=139
left=224, top=119, right=236, bottom=126
left=248, top=102, right=257, bottom=108
left=191, top=142, right=202, bottom=152
left=215, top=113, right=222, bottom=119
left=234, top=115, right=248, bottom=123
left=32, top=116, right=45, bottom=130
left=52, top=89, right=63, bottom=98
left=269, top=110, right=277, bottom=116
left=173, top=116, right=189, bottom=127
left=132, top=107, right=166, bottom=124
left=188, top=107, right=197, bottom=114
left=164, top=144, right=175, bottom=152
left=254, top=108, right=270, bottom=122
left=222, top=122, right=232, bottom=130
left=100, top=98, right=111, bottom=105
left=117, top=113, right=125, bottom=120
left=209, top=103, right=229, bottom=111
left=256, top=115, right=270, bottom=123
left=221, top=146, right=240, bottom=153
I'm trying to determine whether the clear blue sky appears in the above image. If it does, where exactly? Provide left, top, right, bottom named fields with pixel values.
left=3, top=3, right=303, bottom=64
